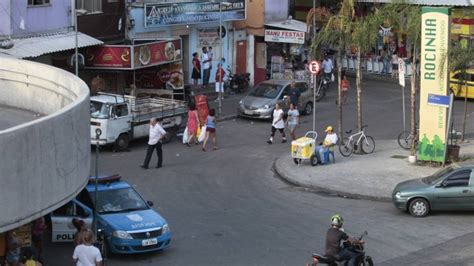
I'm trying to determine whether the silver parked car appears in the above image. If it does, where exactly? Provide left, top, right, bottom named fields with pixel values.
left=237, top=79, right=314, bottom=119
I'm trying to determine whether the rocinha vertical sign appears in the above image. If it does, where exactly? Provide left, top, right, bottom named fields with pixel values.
left=419, top=7, right=450, bottom=162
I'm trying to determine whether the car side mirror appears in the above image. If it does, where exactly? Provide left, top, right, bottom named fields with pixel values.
left=147, top=200, right=154, bottom=207
left=436, top=182, right=447, bottom=188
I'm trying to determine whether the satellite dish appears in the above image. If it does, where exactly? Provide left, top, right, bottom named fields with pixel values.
left=218, top=26, right=226, bottom=38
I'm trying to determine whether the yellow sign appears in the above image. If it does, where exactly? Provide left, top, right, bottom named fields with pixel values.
left=419, top=7, right=450, bottom=162
left=451, top=8, right=474, bottom=35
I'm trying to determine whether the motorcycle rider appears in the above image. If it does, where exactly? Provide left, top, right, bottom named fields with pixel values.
left=325, top=214, right=363, bottom=266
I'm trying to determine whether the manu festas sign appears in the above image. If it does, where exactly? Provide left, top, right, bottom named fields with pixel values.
left=144, top=1, right=246, bottom=27
left=264, top=30, right=305, bottom=44
left=419, top=7, right=450, bottom=163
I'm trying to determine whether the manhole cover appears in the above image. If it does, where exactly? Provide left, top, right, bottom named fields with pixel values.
left=391, top=155, right=408, bottom=159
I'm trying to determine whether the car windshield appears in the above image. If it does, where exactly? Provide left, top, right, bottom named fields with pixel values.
left=249, top=84, right=283, bottom=99
left=90, top=101, right=109, bottom=119
left=422, top=166, right=455, bottom=184
left=93, top=188, right=148, bottom=214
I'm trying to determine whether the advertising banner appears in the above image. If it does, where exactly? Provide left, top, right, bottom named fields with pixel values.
left=419, top=7, right=450, bottom=162
left=85, top=45, right=133, bottom=69
left=144, top=1, right=246, bottom=27
left=133, top=39, right=182, bottom=69
left=264, top=30, right=305, bottom=44
left=85, top=39, right=182, bottom=70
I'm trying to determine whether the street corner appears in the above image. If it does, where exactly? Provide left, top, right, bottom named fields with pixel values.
left=272, top=152, right=393, bottom=201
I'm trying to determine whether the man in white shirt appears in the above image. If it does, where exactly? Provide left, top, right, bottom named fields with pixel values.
left=322, top=54, right=334, bottom=81
left=141, top=118, right=166, bottom=169
left=267, top=103, right=287, bottom=144
left=201, top=47, right=211, bottom=85
left=72, top=229, right=103, bottom=266
left=315, top=126, right=338, bottom=164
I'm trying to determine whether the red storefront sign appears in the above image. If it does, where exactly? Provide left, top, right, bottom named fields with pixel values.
left=85, top=45, right=132, bottom=69
left=85, top=39, right=182, bottom=70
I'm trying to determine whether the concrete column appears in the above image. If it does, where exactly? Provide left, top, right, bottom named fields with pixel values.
left=247, top=34, right=255, bottom=86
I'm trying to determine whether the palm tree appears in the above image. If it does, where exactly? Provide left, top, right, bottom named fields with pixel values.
left=380, top=1, right=421, bottom=155
left=312, top=0, right=355, bottom=138
left=351, top=13, right=381, bottom=131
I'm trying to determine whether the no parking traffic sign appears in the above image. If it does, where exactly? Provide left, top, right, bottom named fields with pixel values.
left=308, top=60, right=320, bottom=75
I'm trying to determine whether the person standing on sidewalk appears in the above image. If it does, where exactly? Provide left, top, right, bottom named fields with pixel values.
left=286, top=103, right=299, bottom=141
left=31, top=217, right=46, bottom=263
left=341, top=71, right=350, bottom=105
left=215, top=63, right=225, bottom=101
left=141, top=118, right=166, bottom=169
left=288, top=81, right=301, bottom=109
left=391, top=52, right=399, bottom=78
left=6, top=230, right=22, bottom=266
left=72, top=230, right=103, bottom=266
left=191, top=52, right=201, bottom=85
left=267, top=103, right=287, bottom=144
left=202, top=109, right=218, bottom=151
left=201, top=47, right=211, bottom=85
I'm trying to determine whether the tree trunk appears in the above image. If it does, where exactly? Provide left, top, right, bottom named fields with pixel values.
left=462, top=80, right=468, bottom=142
left=356, top=50, right=362, bottom=131
left=410, top=47, right=417, bottom=156
left=337, top=51, right=343, bottom=140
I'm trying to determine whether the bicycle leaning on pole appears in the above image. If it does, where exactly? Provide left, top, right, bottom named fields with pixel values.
left=397, top=123, right=419, bottom=150
left=339, top=125, right=375, bottom=157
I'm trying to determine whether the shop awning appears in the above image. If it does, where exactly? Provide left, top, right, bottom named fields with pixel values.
left=265, top=19, right=308, bottom=33
left=0, top=31, right=104, bottom=59
left=356, top=0, right=473, bottom=6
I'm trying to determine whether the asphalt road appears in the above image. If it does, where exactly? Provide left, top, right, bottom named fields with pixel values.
left=43, top=79, right=474, bottom=265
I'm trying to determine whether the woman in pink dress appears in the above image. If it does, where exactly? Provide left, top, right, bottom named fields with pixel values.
left=186, top=102, right=200, bottom=146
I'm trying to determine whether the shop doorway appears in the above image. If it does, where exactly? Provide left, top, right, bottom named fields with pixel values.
left=236, top=40, right=247, bottom=74
left=181, top=35, right=190, bottom=84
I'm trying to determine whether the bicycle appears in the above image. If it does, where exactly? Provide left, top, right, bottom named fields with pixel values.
left=397, top=126, right=419, bottom=150
left=339, top=125, right=375, bottom=157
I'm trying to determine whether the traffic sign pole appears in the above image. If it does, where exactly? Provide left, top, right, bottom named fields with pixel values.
left=308, top=60, right=320, bottom=132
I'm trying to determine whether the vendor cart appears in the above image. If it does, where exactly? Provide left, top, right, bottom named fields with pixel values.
left=291, top=131, right=318, bottom=166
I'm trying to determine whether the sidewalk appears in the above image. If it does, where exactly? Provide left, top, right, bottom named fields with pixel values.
left=274, top=140, right=474, bottom=201
left=187, top=83, right=241, bottom=121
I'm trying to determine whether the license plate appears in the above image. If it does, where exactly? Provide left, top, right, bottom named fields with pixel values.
left=244, top=110, right=253, bottom=115
left=142, top=238, right=158, bottom=246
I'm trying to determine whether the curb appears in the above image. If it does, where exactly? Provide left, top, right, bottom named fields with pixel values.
left=218, top=114, right=238, bottom=122
left=345, top=70, right=409, bottom=84
left=272, top=156, right=392, bottom=202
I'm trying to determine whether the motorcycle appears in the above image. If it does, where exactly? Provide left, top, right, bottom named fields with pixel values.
left=226, top=66, right=250, bottom=93
left=308, top=231, right=373, bottom=266
left=315, top=74, right=331, bottom=102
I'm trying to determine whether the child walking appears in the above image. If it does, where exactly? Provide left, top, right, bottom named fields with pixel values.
left=202, top=109, right=218, bottom=151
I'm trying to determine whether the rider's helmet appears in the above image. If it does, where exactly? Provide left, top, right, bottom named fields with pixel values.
left=330, top=214, right=344, bottom=227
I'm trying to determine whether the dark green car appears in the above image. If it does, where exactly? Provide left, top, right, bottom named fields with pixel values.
left=392, top=163, right=474, bottom=217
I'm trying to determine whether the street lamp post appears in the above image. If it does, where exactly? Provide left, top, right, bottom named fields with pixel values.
left=218, top=0, right=223, bottom=116
left=312, top=0, right=317, bottom=132
left=74, top=0, right=79, bottom=76
left=93, top=128, right=102, bottom=240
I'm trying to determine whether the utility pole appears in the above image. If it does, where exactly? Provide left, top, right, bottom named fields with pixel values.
left=218, top=0, right=223, bottom=116
left=74, top=0, right=79, bottom=76
left=312, top=0, right=317, bottom=132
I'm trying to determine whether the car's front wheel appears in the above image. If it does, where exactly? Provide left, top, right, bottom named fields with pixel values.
left=408, top=198, right=430, bottom=217
left=304, top=102, right=313, bottom=115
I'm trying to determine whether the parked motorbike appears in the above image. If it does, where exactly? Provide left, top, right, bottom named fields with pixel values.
left=226, top=66, right=250, bottom=93
left=308, top=231, right=373, bottom=266
left=315, top=74, right=331, bottom=102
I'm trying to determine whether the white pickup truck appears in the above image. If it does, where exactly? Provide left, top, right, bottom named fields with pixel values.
left=90, top=92, right=186, bottom=150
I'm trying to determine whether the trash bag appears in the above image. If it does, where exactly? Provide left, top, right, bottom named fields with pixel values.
left=182, top=127, right=189, bottom=144
left=198, top=126, right=207, bottom=142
